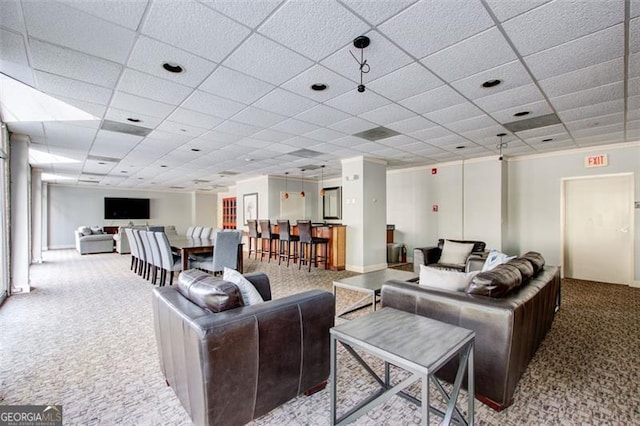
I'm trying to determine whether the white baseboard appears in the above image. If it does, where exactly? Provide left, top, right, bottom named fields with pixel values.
left=48, top=244, right=74, bottom=250
left=631, top=280, right=640, bottom=288
left=346, top=263, right=389, bottom=273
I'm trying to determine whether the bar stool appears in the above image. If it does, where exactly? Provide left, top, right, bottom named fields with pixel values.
left=259, top=220, right=279, bottom=262
left=247, top=220, right=261, bottom=260
left=277, top=220, right=300, bottom=267
left=297, top=220, right=328, bottom=272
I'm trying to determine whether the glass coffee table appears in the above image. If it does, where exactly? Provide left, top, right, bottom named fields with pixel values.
left=332, top=269, right=417, bottom=318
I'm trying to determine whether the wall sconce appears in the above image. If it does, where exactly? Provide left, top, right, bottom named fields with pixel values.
left=283, top=172, right=289, bottom=199
left=300, top=169, right=305, bottom=198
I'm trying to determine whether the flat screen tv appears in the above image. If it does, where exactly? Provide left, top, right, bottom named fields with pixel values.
left=104, top=197, right=150, bottom=220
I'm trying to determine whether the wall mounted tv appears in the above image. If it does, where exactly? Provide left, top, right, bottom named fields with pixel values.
left=104, top=197, right=150, bottom=220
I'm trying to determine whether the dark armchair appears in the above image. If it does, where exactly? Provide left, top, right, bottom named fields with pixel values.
left=413, top=238, right=486, bottom=274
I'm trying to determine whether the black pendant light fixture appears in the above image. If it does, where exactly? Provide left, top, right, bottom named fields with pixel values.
left=350, top=35, right=371, bottom=93
left=283, top=172, right=289, bottom=199
left=300, top=169, right=305, bottom=198
left=496, top=133, right=508, bottom=161
left=319, top=165, right=325, bottom=196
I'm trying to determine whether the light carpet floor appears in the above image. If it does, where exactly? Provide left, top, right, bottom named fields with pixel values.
left=1, top=250, right=639, bottom=425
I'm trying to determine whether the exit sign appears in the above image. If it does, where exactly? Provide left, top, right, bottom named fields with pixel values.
left=585, top=154, right=608, bottom=168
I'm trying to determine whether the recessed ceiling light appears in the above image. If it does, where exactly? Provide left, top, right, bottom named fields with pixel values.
left=127, top=117, right=141, bottom=123
left=98, top=161, right=106, bottom=165
left=191, top=148, right=201, bottom=152
left=496, top=132, right=507, bottom=137
left=138, top=177, right=144, bottom=180
left=162, top=62, right=184, bottom=73
left=455, top=145, right=466, bottom=150
left=482, top=79, right=502, bottom=88
left=160, top=165, right=167, bottom=168
left=542, top=138, right=554, bottom=142
left=514, top=111, right=530, bottom=117
left=311, top=83, right=328, bottom=91
left=180, top=128, right=187, bottom=132
left=245, top=158, right=253, bottom=162
left=120, top=170, right=127, bottom=173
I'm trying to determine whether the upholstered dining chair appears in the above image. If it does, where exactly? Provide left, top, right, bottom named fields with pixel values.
left=147, top=230, right=163, bottom=285
left=259, top=220, right=279, bottom=262
left=297, top=220, right=328, bottom=272
left=277, top=220, right=299, bottom=267
left=191, top=230, right=242, bottom=275
left=192, top=226, right=203, bottom=238
left=247, top=220, right=261, bottom=260
left=124, top=228, right=139, bottom=272
left=139, top=231, right=157, bottom=282
left=131, top=229, right=148, bottom=278
left=153, top=232, right=182, bottom=286
left=185, top=226, right=195, bottom=237
left=199, top=227, right=213, bottom=239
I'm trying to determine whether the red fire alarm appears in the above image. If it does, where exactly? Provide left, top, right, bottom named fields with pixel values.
left=432, top=204, right=438, bottom=212
left=431, top=168, right=437, bottom=175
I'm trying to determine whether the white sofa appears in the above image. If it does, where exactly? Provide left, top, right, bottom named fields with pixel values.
left=75, top=226, right=114, bottom=255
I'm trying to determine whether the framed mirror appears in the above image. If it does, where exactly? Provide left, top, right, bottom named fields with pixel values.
left=322, top=186, right=342, bottom=220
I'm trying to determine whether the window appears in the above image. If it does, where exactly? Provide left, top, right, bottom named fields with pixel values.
left=0, top=123, right=9, bottom=303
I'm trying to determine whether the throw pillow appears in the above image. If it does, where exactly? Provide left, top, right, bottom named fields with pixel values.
left=466, top=263, right=523, bottom=298
left=79, top=226, right=92, bottom=236
left=90, top=226, right=103, bottom=234
left=177, top=269, right=244, bottom=313
left=223, top=267, right=264, bottom=306
left=522, top=251, right=545, bottom=274
left=419, top=264, right=479, bottom=292
left=482, top=250, right=516, bottom=272
left=438, top=240, right=475, bottom=265
left=506, top=258, right=535, bottom=283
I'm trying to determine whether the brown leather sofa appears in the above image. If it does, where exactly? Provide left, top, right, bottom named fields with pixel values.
left=152, top=271, right=335, bottom=426
left=382, top=254, right=560, bottom=411
left=413, top=238, right=486, bottom=273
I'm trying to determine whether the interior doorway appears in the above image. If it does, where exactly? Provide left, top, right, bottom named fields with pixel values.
left=562, top=173, right=634, bottom=285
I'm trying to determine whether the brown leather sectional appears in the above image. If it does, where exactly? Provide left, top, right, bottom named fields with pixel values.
left=382, top=258, right=561, bottom=411
left=152, top=272, right=335, bottom=425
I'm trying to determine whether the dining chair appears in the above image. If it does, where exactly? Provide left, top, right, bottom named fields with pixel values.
left=277, top=220, right=299, bottom=267
left=200, top=227, right=213, bottom=239
left=131, top=229, right=148, bottom=278
left=191, top=230, right=242, bottom=275
left=138, top=230, right=154, bottom=280
left=297, top=220, right=328, bottom=272
left=185, top=226, right=195, bottom=237
left=147, top=230, right=163, bottom=285
left=154, top=232, right=182, bottom=286
left=247, top=220, right=261, bottom=260
left=259, top=220, right=279, bottom=262
left=192, top=226, right=203, bottom=238
left=124, top=228, right=138, bottom=272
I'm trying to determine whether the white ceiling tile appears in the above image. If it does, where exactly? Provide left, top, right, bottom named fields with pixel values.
left=22, top=1, right=136, bottom=63
left=503, top=0, right=623, bottom=56
left=565, top=113, right=624, bottom=133
left=341, top=0, right=417, bottom=25
left=630, top=76, right=640, bottom=97
left=524, top=24, right=624, bottom=80
left=280, top=65, right=354, bottom=102
left=58, top=0, right=147, bottom=30
left=110, top=92, right=175, bottom=119
left=213, top=120, right=263, bottom=137
left=167, top=108, right=225, bottom=130
left=490, top=101, right=553, bottom=124
left=43, top=122, right=97, bottom=146
left=534, top=140, right=577, bottom=152
left=127, top=36, right=217, bottom=88
left=379, top=0, right=493, bottom=58
left=105, top=107, right=163, bottom=129
left=251, top=129, right=295, bottom=142
left=462, top=125, right=512, bottom=145
left=90, top=129, right=143, bottom=159
left=410, top=126, right=455, bottom=143
left=201, top=0, right=282, bottom=27
left=550, top=82, right=624, bottom=112
left=422, top=27, right=516, bottom=83
left=387, top=116, right=437, bottom=133
left=631, top=17, right=640, bottom=54
left=155, top=121, right=207, bottom=137
left=29, top=39, right=122, bottom=88
left=53, top=95, right=108, bottom=118
left=484, top=0, right=548, bottom=22
left=258, top=0, right=369, bottom=61
left=446, top=115, right=499, bottom=134
left=321, top=30, right=413, bottom=82
left=199, top=66, right=275, bottom=104
left=0, top=28, right=34, bottom=86
left=252, top=88, right=318, bottom=116
left=35, top=70, right=113, bottom=105
left=325, top=89, right=390, bottom=115
left=294, top=104, right=351, bottom=126
left=231, top=106, right=287, bottom=128
left=282, top=136, right=320, bottom=148
left=303, top=127, right=346, bottom=142
left=628, top=95, right=640, bottom=120
left=142, top=0, right=250, bottom=62
left=451, top=60, right=535, bottom=101
left=428, top=134, right=468, bottom=148
left=572, top=123, right=624, bottom=138
left=632, top=0, right=640, bottom=18
left=557, top=99, right=624, bottom=122
left=399, top=85, right=465, bottom=114
left=539, top=58, right=624, bottom=98
left=8, top=121, right=44, bottom=137
left=516, top=124, right=568, bottom=140
left=473, top=84, right=544, bottom=114
left=366, top=62, right=442, bottom=102
left=328, top=116, right=379, bottom=134
left=271, top=118, right=320, bottom=134
left=182, top=90, right=247, bottom=118
left=223, top=34, right=313, bottom=85
left=423, top=103, right=484, bottom=125
left=197, top=131, right=243, bottom=144
left=358, top=104, right=415, bottom=125
left=118, top=69, right=192, bottom=105
left=0, top=0, right=25, bottom=33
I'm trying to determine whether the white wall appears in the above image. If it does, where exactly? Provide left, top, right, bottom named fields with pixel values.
left=193, top=193, right=217, bottom=227
left=463, top=158, right=504, bottom=250
left=10, top=134, right=30, bottom=293
left=48, top=185, right=196, bottom=248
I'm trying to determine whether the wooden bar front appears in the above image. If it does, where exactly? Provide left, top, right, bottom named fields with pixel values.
left=273, top=224, right=347, bottom=271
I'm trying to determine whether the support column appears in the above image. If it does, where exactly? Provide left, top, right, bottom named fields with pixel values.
left=341, top=156, right=387, bottom=273
left=10, top=134, right=30, bottom=293
left=31, top=168, right=43, bottom=263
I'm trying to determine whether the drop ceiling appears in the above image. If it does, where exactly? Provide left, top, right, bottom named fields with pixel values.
left=1, top=0, right=638, bottom=192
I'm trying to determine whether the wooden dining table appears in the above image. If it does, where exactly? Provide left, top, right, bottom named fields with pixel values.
left=168, top=236, right=244, bottom=272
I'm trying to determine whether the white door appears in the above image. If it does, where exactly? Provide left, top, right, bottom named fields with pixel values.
left=563, top=174, right=634, bottom=285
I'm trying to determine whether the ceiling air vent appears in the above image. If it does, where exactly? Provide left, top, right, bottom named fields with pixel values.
left=219, top=171, right=239, bottom=176
left=353, top=126, right=400, bottom=141
left=100, top=119, right=152, bottom=137
left=87, top=155, right=120, bottom=164
left=298, top=164, right=321, bottom=170
left=289, top=149, right=322, bottom=158
left=502, top=113, right=561, bottom=133
left=169, top=186, right=185, bottom=189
